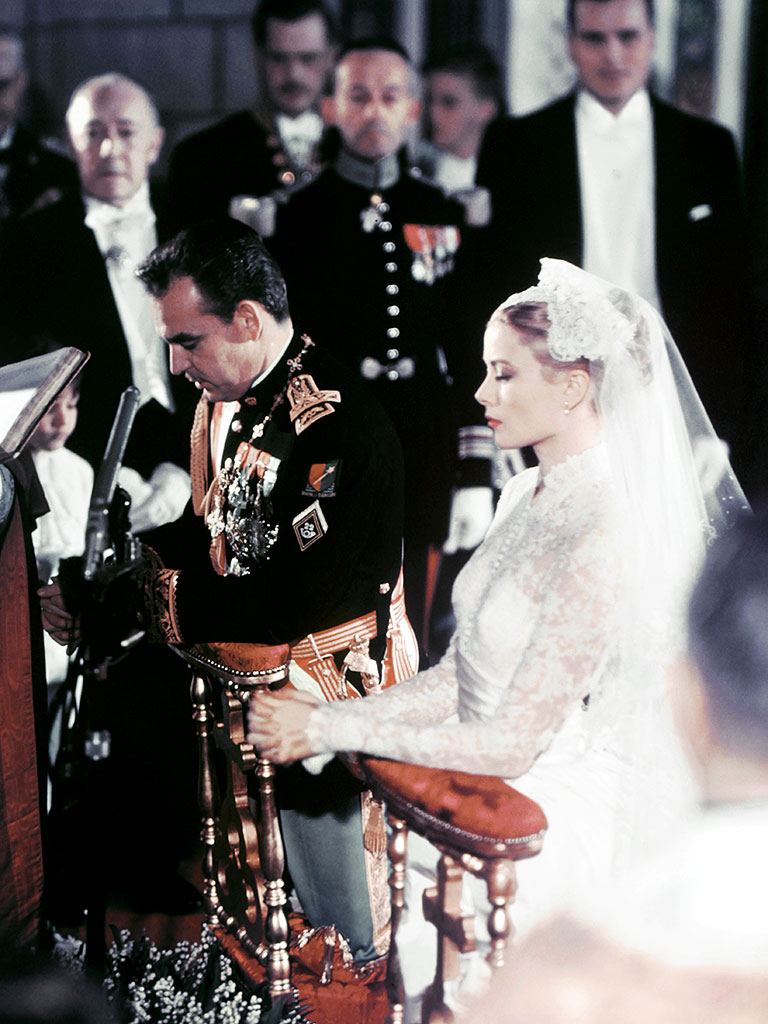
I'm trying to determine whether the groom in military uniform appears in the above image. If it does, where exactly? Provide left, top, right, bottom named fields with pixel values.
left=42, top=218, right=416, bottom=962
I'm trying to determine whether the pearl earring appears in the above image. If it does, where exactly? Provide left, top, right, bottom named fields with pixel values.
left=563, top=404, right=570, bottom=415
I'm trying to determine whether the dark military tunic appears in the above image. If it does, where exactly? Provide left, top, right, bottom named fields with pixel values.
left=151, top=332, right=404, bottom=646
left=268, top=160, right=465, bottom=568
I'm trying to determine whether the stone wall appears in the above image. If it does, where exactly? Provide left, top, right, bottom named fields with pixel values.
left=11, top=0, right=271, bottom=173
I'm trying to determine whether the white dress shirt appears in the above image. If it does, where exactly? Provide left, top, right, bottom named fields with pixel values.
left=84, top=183, right=191, bottom=525
left=576, top=89, right=661, bottom=309
left=275, top=110, right=323, bottom=170
left=84, top=182, right=173, bottom=411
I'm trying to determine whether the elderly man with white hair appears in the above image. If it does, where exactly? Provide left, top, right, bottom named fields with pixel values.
left=0, top=72, right=193, bottom=521
left=0, top=72, right=200, bottom=923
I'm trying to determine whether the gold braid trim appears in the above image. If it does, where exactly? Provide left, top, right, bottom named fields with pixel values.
left=140, top=545, right=184, bottom=644
left=190, top=395, right=210, bottom=516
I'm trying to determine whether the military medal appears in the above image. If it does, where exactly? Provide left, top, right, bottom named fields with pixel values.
left=205, top=334, right=317, bottom=573
left=303, top=460, right=341, bottom=497
left=403, top=224, right=461, bottom=284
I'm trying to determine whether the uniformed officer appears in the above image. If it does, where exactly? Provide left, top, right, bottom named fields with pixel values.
left=166, top=0, right=338, bottom=233
left=42, top=219, right=417, bottom=962
left=267, top=38, right=471, bottom=650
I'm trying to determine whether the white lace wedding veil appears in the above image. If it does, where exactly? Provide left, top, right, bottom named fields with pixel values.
left=500, top=258, right=749, bottom=862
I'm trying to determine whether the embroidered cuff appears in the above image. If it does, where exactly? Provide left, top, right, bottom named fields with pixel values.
left=145, top=568, right=183, bottom=644
left=140, top=544, right=183, bottom=644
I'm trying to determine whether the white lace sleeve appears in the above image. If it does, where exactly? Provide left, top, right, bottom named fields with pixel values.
left=306, top=482, right=622, bottom=778
left=306, top=644, right=460, bottom=751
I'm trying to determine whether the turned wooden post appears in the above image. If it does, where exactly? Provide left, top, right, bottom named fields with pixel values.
left=385, top=814, right=408, bottom=1024
left=254, top=742, right=291, bottom=996
left=190, top=671, right=220, bottom=928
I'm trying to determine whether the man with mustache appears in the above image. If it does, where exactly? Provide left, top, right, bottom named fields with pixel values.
left=167, top=0, right=337, bottom=231
left=266, top=39, right=475, bottom=657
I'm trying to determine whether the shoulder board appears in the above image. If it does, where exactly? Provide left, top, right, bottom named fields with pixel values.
left=287, top=372, right=341, bottom=436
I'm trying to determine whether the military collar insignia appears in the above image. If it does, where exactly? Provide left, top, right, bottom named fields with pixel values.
left=287, top=374, right=341, bottom=435
left=244, top=334, right=314, bottom=439
left=335, top=148, right=400, bottom=191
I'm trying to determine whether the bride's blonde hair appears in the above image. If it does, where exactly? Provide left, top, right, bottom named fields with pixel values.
left=497, top=300, right=589, bottom=381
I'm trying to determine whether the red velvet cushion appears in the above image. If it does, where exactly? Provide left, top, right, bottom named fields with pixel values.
left=185, top=641, right=291, bottom=675
left=360, top=757, right=547, bottom=858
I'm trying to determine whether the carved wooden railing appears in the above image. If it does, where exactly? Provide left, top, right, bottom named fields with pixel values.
left=356, top=757, right=548, bottom=1024
left=170, top=641, right=293, bottom=999
left=171, top=642, right=548, bottom=1019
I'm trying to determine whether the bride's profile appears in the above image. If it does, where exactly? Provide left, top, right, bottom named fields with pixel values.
left=248, top=258, right=747, bottom=1004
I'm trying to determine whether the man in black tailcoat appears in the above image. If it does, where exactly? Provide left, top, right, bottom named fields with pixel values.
left=0, top=73, right=201, bottom=919
left=0, top=72, right=194, bottom=505
left=476, top=0, right=752, bottom=475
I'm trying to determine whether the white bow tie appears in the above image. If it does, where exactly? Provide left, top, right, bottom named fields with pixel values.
left=276, top=111, right=322, bottom=144
left=84, top=200, right=156, bottom=235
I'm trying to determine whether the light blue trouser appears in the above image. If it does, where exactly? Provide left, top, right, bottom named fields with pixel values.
left=277, top=758, right=378, bottom=963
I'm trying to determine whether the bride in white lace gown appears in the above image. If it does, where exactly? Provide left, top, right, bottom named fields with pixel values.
left=248, top=259, right=746, bottom=999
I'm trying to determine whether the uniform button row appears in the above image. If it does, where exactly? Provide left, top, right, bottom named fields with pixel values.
left=386, top=284, right=399, bottom=295
left=387, top=327, right=400, bottom=339
left=387, top=305, right=400, bottom=317
left=383, top=241, right=396, bottom=253
left=385, top=262, right=397, bottom=272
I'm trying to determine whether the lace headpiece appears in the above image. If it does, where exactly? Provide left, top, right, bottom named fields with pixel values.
left=501, top=258, right=637, bottom=363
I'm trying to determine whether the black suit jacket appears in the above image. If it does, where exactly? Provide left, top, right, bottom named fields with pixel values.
left=0, top=191, right=195, bottom=476
left=475, top=92, right=752, bottom=457
left=0, top=125, right=79, bottom=226
left=166, top=106, right=325, bottom=233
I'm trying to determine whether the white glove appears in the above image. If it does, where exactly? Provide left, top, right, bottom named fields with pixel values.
left=443, top=486, right=494, bottom=554
left=119, top=462, right=191, bottom=533
left=229, top=194, right=277, bottom=238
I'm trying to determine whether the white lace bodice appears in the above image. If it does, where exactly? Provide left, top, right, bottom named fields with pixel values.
left=307, top=445, right=625, bottom=778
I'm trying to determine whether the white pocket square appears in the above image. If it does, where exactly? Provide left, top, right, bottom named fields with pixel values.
left=688, top=203, right=712, bottom=222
